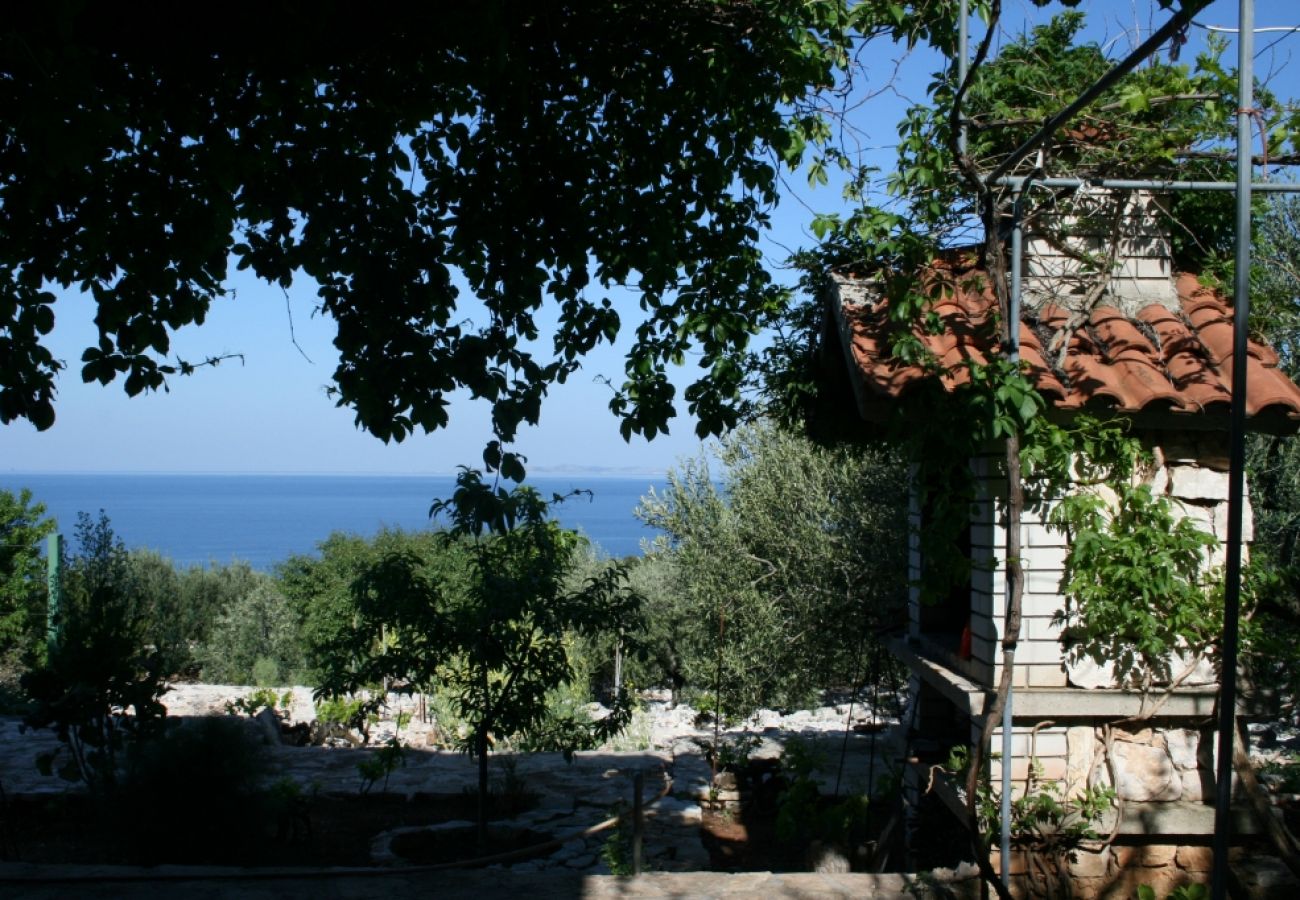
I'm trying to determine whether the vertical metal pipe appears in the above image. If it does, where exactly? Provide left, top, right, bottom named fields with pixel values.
left=1000, top=187, right=1024, bottom=887
left=1212, top=2, right=1254, bottom=898
left=959, top=0, right=970, bottom=157
left=1009, top=191, right=1024, bottom=360
left=46, top=532, right=61, bottom=658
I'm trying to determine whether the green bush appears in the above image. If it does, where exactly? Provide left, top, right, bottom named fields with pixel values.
left=225, top=688, right=293, bottom=718
left=177, top=559, right=264, bottom=648
left=198, top=581, right=305, bottom=685
left=118, top=716, right=269, bottom=863
left=123, top=549, right=188, bottom=677
left=22, top=512, right=169, bottom=795
left=277, top=528, right=465, bottom=687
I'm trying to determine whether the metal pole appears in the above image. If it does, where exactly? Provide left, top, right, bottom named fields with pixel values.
left=1211, top=1, right=1254, bottom=897
left=958, top=0, right=969, bottom=158
left=997, top=176, right=1300, bottom=194
left=45, top=532, right=61, bottom=659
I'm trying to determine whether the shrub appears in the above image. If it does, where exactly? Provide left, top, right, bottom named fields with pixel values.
left=176, top=559, right=264, bottom=649
left=21, top=512, right=169, bottom=795
left=118, top=716, right=269, bottom=863
left=225, top=687, right=293, bottom=718
left=636, top=422, right=907, bottom=720
left=198, top=582, right=305, bottom=686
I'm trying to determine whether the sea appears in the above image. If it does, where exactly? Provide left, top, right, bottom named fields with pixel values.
left=0, top=473, right=668, bottom=571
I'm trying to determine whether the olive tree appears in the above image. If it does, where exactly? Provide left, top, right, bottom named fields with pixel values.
left=637, top=421, right=907, bottom=719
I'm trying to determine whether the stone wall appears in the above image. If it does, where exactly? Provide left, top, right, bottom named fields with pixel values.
left=991, top=842, right=1215, bottom=900
left=988, top=722, right=1215, bottom=803
left=956, top=432, right=1244, bottom=694
left=1022, top=188, right=1177, bottom=317
left=1085, top=724, right=1214, bottom=803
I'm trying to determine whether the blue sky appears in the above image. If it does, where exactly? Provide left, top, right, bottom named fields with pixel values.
left=2, top=0, right=1295, bottom=476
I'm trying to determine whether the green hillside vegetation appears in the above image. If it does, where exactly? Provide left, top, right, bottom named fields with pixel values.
left=1, top=420, right=910, bottom=726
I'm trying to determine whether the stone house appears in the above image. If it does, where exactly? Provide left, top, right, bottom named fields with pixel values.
left=821, top=192, right=1300, bottom=895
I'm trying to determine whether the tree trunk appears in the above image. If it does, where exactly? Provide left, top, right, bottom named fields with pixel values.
left=613, top=636, right=623, bottom=700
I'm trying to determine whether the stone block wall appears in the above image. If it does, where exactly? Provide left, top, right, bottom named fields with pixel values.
left=990, top=841, right=1215, bottom=900
left=907, top=473, right=922, bottom=639
left=957, top=433, right=1244, bottom=693
left=1022, top=189, right=1177, bottom=317
left=993, top=723, right=1216, bottom=806
left=968, top=450, right=1073, bottom=691
left=988, top=724, right=1070, bottom=794
left=1087, top=725, right=1215, bottom=804
left=989, top=722, right=1215, bottom=803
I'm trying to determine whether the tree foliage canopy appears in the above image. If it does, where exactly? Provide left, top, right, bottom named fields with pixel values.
left=1, top=1, right=1067, bottom=474
left=0, top=2, right=868, bottom=457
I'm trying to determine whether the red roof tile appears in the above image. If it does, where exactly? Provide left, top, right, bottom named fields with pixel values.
left=832, top=266, right=1300, bottom=429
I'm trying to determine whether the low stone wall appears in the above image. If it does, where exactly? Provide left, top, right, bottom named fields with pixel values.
left=991, top=842, right=1213, bottom=900
left=990, top=722, right=1213, bottom=804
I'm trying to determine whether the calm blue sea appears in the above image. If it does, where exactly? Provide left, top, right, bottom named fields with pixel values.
left=0, top=473, right=667, bottom=570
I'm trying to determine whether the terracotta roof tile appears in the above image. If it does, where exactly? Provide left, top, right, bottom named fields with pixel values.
left=831, top=264, right=1300, bottom=429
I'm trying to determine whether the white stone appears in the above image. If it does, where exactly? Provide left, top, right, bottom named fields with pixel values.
left=254, top=706, right=281, bottom=745
left=1145, top=465, right=1170, bottom=497
left=1017, top=639, right=1067, bottom=665
left=1066, top=653, right=1119, bottom=690
left=1024, top=523, right=1062, bottom=548
left=650, top=796, right=703, bottom=824
left=1068, top=846, right=1113, bottom=878
left=1169, top=466, right=1230, bottom=502
left=1066, top=726, right=1096, bottom=799
left=1021, top=592, right=1063, bottom=621
left=1024, top=616, right=1063, bottom=641
left=1181, top=768, right=1204, bottom=802
left=1025, top=547, right=1069, bottom=571
left=1213, top=500, right=1254, bottom=543
left=1167, top=651, right=1218, bottom=688
left=1026, top=570, right=1063, bottom=595
left=1177, top=500, right=1218, bottom=537
left=1027, top=665, right=1070, bottom=687
left=1164, top=729, right=1201, bottom=770
left=807, top=841, right=852, bottom=873
left=1111, top=741, right=1182, bottom=801
left=1090, top=760, right=1113, bottom=792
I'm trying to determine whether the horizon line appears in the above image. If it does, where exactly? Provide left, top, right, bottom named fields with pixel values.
left=0, top=467, right=671, bottom=479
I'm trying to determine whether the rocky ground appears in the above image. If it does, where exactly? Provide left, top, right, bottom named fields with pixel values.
left=0, top=683, right=905, bottom=875
left=7, top=683, right=1299, bottom=877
